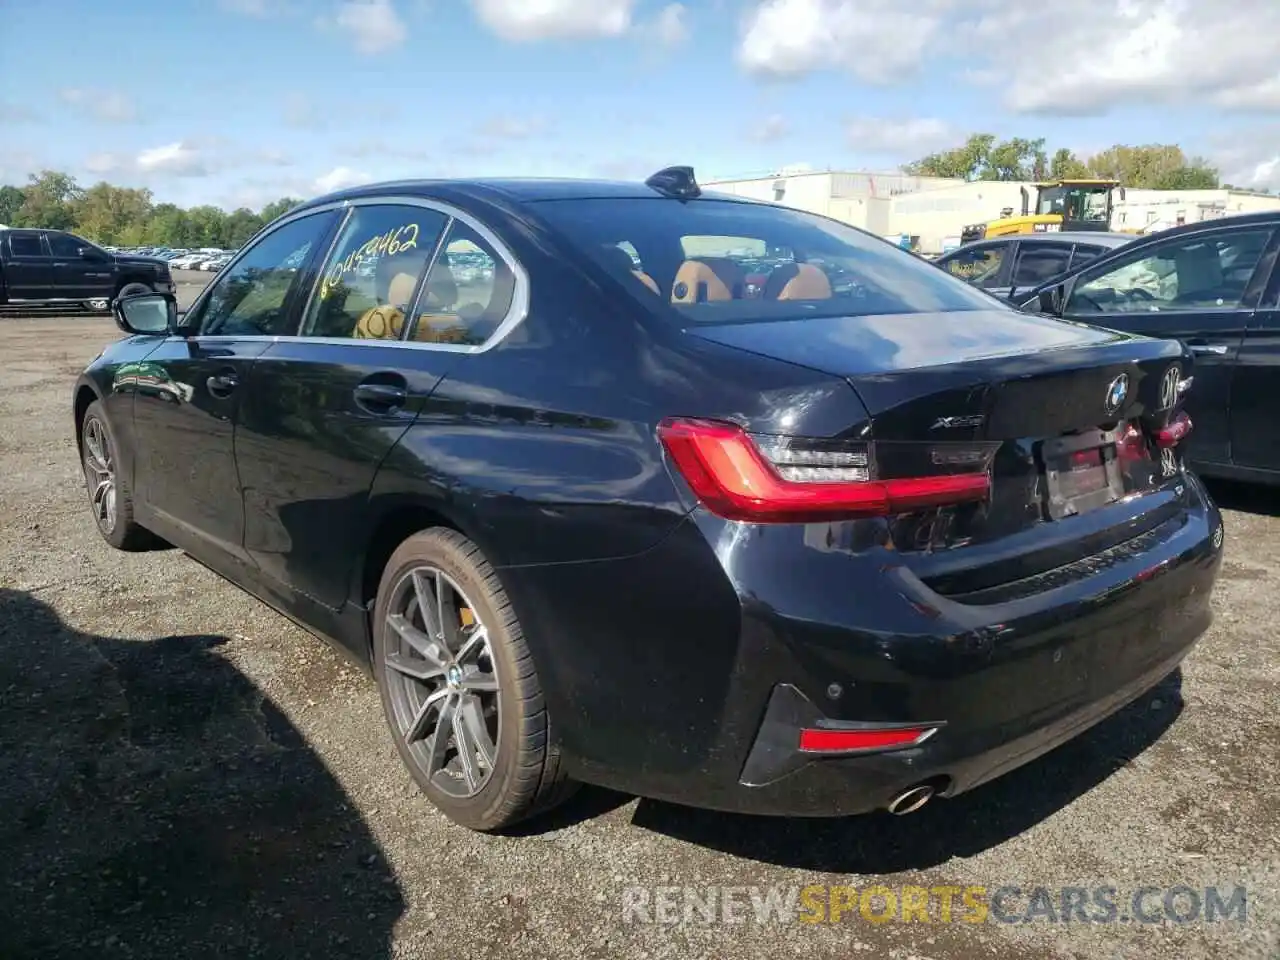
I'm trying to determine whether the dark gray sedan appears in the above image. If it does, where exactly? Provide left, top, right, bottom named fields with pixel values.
left=936, top=231, right=1135, bottom=299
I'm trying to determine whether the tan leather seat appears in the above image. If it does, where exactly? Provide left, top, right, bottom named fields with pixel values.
left=671, top=258, right=745, bottom=303
left=763, top=262, right=832, bottom=300
left=597, top=243, right=660, bottom=294
left=352, top=269, right=420, bottom=339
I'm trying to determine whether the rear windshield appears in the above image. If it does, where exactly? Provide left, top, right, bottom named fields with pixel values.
left=532, top=197, right=1001, bottom=321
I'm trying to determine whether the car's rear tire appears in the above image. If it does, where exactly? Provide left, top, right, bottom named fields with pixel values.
left=373, top=528, right=576, bottom=831
left=116, top=281, right=152, bottom=301
left=80, top=400, right=156, bottom=551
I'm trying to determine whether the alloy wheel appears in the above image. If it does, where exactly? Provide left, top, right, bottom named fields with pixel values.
left=82, top=418, right=117, bottom=534
left=383, top=565, right=500, bottom=798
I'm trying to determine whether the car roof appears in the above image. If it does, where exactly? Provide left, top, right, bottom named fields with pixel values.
left=291, top=176, right=761, bottom=213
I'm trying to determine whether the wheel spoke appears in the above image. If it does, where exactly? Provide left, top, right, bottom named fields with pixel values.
left=459, top=694, right=495, bottom=772
left=459, top=669, right=498, bottom=693
left=92, top=478, right=112, bottom=511
left=436, top=574, right=462, bottom=652
left=404, top=687, right=450, bottom=745
left=386, top=613, right=446, bottom=667
left=452, top=705, right=480, bottom=791
left=85, top=424, right=106, bottom=468
left=454, top=625, right=487, bottom=664
left=413, top=570, right=443, bottom=641
left=425, top=693, right=458, bottom=774
left=385, top=652, right=445, bottom=682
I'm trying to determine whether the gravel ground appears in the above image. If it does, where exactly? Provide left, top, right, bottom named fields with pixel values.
left=1, top=274, right=1277, bottom=959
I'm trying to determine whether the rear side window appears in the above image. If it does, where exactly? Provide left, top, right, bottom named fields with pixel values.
left=940, top=245, right=1006, bottom=290
left=302, top=205, right=448, bottom=340
left=409, top=223, right=517, bottom=345
left=533, top=197, right=999, bottom=322
left=8, top=232, right=44, bottom=257
left=1011, top=244, right=1072, bottom=287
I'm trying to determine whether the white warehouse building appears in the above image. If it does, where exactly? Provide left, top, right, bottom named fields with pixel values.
left=705, top=169, right=1280, bottom=255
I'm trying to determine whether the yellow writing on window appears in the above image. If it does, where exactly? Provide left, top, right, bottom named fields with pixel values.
left=320, top=223, right=420, bottom=298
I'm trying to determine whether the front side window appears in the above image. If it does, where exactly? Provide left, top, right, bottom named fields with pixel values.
left=1068, top=244, right=1106, bottom=271
left=196, top=213, right=333, bottom=337
left=409, top=223, right=517, bottom=345
left=48, top=232, right=92, bottom=258
left=940, top=245, right=1006, bottom=290
left=1066, top=229, right=1273, bottom=315
left=302, top=205, right=448, bottom=339
left=533, top=197, right=1001, bottom=322
left=8, top=232, right=44, bottom=258
left=1011, top=243, right=1072, bottom=287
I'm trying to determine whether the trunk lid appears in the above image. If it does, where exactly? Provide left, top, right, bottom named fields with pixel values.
left=687, top=309, right=1194, bottom=601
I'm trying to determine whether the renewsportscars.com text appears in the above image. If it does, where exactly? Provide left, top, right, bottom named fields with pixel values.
left=621, top=884, right=1248, bottom=926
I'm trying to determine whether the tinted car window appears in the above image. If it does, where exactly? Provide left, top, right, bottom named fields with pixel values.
left=302, top=205, right=448, bottom=340
left=533, top=198, right=999, bottom=321
left=196, top=213, right=332, bottom=337
left=1068, top=244, right=1106, bottom=271
left=937, top=245, right=1006, bottom=290
left=47, top=232, right=89, bottom=258
left=1066, top=229, right=1273, bottom=315
left=8, top=232, right=44, bottom=257
left=1011, top=244, right=1072, bottom=287
left=409, top=222, right=517, bottom=345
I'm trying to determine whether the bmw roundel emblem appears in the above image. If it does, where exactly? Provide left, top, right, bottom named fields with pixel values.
left=1104, top=374, right=1129, bottom=415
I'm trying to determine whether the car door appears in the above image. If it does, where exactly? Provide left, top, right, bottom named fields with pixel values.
left=1228, top=240, right=1280, bottom=472
left=4, top=230, right=53, bottom=300
left=130, top=210, right=340, bottom=571
left=1058, top=223, right=1278, bottom=468
left=46, top=231, right=113, bottom=299
left=234, top=200, right=486, bottom=612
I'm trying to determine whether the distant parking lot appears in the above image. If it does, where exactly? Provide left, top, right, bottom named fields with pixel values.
left=0, top=278, right=1276, bottom=959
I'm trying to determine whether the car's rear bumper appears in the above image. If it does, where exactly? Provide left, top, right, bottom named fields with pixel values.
left=504, top=474, right=1223, bottom=817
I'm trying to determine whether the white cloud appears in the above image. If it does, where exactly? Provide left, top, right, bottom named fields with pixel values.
left=476, top=115, right=549, bottom=140
left=846, top=117, right=958, bottom=157
left=471, top=0, right=634, bottom=41
left=58, top=88, right=137, bottom=123
left=331, top=0, right=407, bottom=53
left=314, top=166, right=371, bottom=193
left=735, top=0, right=1280, bottom=117
left=647, top=3, right=689, bottom=47
left=738, top=0, right=945, bottom=84
left=1208, top=127, right=1280, bottom=192
left=136, top=142, right=207, bottom=176
left=219, top=0, right=280, bottom=15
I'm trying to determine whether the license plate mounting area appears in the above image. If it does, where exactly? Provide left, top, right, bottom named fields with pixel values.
left=1040, top=427, right=1125, bottom=520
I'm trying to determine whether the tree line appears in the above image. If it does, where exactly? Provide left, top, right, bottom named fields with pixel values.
left=901, top=135, right=1251, bottom=191
left=0, top=171, right=304, bottom=249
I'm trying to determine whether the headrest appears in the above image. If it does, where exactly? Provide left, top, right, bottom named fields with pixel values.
left=386, top=272, right=418, bottom=307
left=1174, top=245, right=1224, bottom=297
left=763, top=262, right=832, bottom=300
left=671, top=258, right=744, bottom=303
left=598, top=244, right=659, bottom=294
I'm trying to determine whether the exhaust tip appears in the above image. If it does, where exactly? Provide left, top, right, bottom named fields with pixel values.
left=887, top=784, right=934, bottom=816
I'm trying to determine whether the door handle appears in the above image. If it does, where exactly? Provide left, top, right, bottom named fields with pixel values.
left=1187, top=343, right=1228, bottom=355
left=206, top=371, right=240, bottom=397
left=353, top=381, right=408, bottom=413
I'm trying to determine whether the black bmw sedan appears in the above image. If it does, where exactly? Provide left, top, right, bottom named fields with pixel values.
left=73, top=167, right=1223, bottom=831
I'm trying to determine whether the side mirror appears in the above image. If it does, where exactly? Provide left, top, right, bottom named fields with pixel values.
left=113, top=292, right=177, bottom=336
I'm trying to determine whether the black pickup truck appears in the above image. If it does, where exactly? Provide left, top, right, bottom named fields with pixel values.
left=0, top=227, right=174, bottom=311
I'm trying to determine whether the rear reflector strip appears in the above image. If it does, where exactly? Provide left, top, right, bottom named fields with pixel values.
left=798, top=726, right=936, bottom=753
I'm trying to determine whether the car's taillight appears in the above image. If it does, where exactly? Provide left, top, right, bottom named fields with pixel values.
left=656, top=418, right=998, bottom=522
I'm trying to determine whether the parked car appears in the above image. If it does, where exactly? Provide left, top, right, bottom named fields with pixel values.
left=1018, top=212, right=1280, bottom=486
left=935, top=232, right=1134, bottom=299
left=74, top=168, right=1222, bottom=832
left=0, top=227, right=174, bottom=311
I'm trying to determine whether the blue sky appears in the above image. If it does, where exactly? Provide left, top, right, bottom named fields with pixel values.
left=2, top=0, right=1278, bottom=210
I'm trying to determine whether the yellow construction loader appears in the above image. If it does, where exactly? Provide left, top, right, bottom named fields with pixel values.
left=960, top=179, right=1125, bottom=244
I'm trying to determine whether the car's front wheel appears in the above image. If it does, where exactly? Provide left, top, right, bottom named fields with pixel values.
left=80, top=400, right=155, bottom=550
left=373, top=528, right=575, bottom=831
left=116, top=281, right=152, bottom=301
